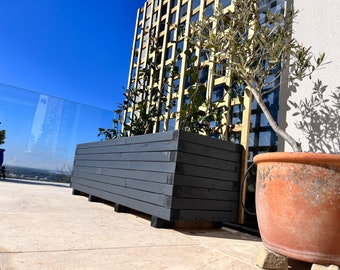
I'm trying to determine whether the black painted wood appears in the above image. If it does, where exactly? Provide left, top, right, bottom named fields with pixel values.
left=71, top=130, right=242, bottom=225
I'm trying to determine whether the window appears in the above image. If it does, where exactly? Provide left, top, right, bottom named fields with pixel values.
left=182, top=95, right=190, bottom=108
left=191, top=12, right=199, bottom=23
left=172, top=78, right=180, bottom=93
left=159, top=20, right=166, bottom=32
left=175, top=58, right=182, bottom=74
left=170, top=99, right=178, bottom=113
left=157, top=36, right=164, bottom=47
left=145, top=18, right=150, bottom=29
left=168, top=29, right=175, bottom=42
left=170, top=0, right=178, bottom=9
left=215, top=61, right=226, bottom=77
left=158, top=120, right=165, bottom=132
left=141, top=48, right=146, bottom=59
left=143, top=31, right=149, bottom=44
left=178, top=22, right=186, bottom=35
left=146, top=5, right=152, bottom=15
left=161, top=3, right=168, bottom=17
left=192, top=0, right=200, bottom=10
left=131, top=67, right=137, bottom=79
left=231, top=80, right=245, bottom=98
left=139, top=11, right=144, bottom=22
left=219, top=0, right=231, bottom=8
left=166, top=46, right=173, bottom=60
left=212, top=84, right=225, bottom=102
left=169, top=11, right=177, bottom=24
left=204, top=3, right=214, bottom=17
left=152, top=12, right=158, bottom=24
left=176, top=39, right=184, bottom=53
left=180, top=3, right=188, bottom=18
left=168, top=118, right=176, bottom=131
left=135, top=39, right=140, bottom=49
left=137, top=24, right=142, bottom=35
left=198, top=66, right=209, bottom=84
left=133, top=51, right=138, bottom=64
left=230, top=104, right=243, bottom=124
left=150, top=27, right=156, bottom=38
left=200, top=49, right=209, bottom=62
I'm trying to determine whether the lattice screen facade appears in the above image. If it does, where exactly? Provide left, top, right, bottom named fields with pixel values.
left=125, top=0, right=281, bottom=225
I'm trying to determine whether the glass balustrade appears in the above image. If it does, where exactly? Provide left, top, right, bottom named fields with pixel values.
left=0, top=83, right=114, bottom=182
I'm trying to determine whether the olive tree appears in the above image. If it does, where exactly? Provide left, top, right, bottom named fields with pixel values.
left=188, top=0, right=324, bottom=152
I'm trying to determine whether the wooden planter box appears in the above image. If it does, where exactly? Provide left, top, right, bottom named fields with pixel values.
left=71, top=130, right=243, bottom=227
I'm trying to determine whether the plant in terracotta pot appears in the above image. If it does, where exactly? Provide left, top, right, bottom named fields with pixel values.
left=0, top=121, right=6, bottom=167
left=188, top=0, right=339, bottom=265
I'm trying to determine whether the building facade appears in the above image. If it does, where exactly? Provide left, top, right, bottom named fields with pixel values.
left=125, top=0, right=339, bottom=225
left=126, top=0, right=281, bottom=158
left=125, top=0, right=284, bottom=226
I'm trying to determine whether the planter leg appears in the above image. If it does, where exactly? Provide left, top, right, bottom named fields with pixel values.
left=311, top=265, right=340, bottom=270
left=256, top=248, right=288, bottom=270
left=88, top=195, right=101, bottom=202
left=151, top=216, right=173, bottom=228
left=114, top=204, right=130, bottom=213
left=72, top=189, right=82, bottom=196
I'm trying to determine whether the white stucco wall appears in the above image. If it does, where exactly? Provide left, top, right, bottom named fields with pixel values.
left=279, top=0, right=340, bottom=152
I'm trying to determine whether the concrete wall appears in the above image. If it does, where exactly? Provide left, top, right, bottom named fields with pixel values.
left=280, top=0, right=340, bottom=153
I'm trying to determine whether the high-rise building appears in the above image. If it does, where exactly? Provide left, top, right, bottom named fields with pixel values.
left=126, top=0, right=280, bottom=159
left=125, top=0, right=284, bottom=226
left=125, top=0, right=340, bottom=226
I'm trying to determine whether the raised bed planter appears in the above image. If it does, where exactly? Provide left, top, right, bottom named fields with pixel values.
left=71, top=130, right=243, bottom=227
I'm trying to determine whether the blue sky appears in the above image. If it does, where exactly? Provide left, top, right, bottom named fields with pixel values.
left=0, top=0, right=146, bottom=111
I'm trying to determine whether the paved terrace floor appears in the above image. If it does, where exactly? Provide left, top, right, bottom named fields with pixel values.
left=0, top=179, right=311, bottom=270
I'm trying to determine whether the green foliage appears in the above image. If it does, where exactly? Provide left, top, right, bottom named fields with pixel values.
left=289, top=80, right=340, bottom=153
left=0, top=122, right=5, bottom=145
left=98, top=36, right=179, bottom=139
left=188, top=0, right=325, bottom=151
left=178, top=42, right=229, bottom=137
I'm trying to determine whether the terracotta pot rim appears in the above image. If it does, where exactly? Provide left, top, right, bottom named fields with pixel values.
left=253, top=151, right=340, bottom=166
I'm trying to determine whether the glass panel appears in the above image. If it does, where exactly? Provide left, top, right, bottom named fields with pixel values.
left=135, top=39, right=140, bottom=49
left=166, top=46, right=173, bottom=60
left=146, top=4, right=152, bottom=15
left=182, top=95, right=190, bottom=108
left=200, top=49, right=209, bottom=62
left=176, top=39, right=184, bottom=53
left=198, top=66, right=209, bottom=84
left=191, top=12, right=199, bottom=23
left=180, top=3, right=188, bottom=18
left=168, top=29, right=175, bottom=42
left=204, top=3, right=214, bottom=17
left=139, top=11, right=144, bottom=22
left=219, top=0, right=231, bottom=8
left=212, top=83, right=225, bottom=102
left=170, top=99, right=178, bottom=113
left=161, top=3, right=168, bottom=17
left=192, top=0, right=201, bottom=10
left=169, top=11, right=177, bottom=24
left=170, top=0, right=178, bottom=9
left=168, top=118, right=176, bottom=131
left=175, top=58, right=182, bottom=73
left=0, top=84, right=114, bottom=180
left=172, top=78, right=180, bottom=93
left=158, top=120, right=165, bottom=132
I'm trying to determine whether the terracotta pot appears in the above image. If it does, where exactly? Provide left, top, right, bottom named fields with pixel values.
left=254, top=152, right=340, bottom=265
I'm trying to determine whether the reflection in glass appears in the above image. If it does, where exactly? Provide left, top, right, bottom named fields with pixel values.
left=0, top=84, right=114, bottom=174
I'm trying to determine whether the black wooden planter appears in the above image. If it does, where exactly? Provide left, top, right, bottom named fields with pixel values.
left=71, top=130, right=243, bottom=227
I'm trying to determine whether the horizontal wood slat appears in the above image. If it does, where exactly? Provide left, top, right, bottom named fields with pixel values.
left=71, top=130, right=242, bottom=224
